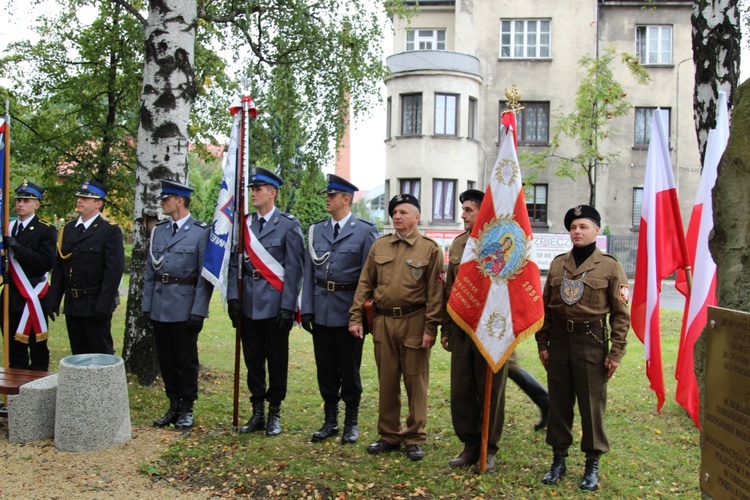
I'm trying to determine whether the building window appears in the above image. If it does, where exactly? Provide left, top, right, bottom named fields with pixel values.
left=500, top=101, right=550, bottom=145
left=399, top=178, right=421, bottom=200
left=500, top=19, right=551, bottom=59
left=468, top=97, right=478, bottom=140
left=632, top=187, right=643, bottom=228
left=401, top=93, right=422, bottom=136
left=370, top=193, right=385, bottom=212
left=435, top=93, right=458, bottom=136
left=386, top=97, right=392, bottom=139
left=634, top=107, right=671, bottom=148
left=406, top=29, right=446, bottom=51
left=433, top=179, right=456, bottom=221
left=636, top=25, right=672, bottom=65
left=525, top=184, right=548, bottom=224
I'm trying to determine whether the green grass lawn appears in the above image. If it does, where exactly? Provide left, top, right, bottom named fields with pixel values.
left=6, top=284, right=701, bottom=498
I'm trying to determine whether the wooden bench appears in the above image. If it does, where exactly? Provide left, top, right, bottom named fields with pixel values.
left=0, top=368, right=54, bottom=417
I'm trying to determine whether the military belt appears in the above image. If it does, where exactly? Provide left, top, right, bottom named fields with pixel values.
left=244, top=270, right=265, bottom=280
left=155, top=273, right=196, bottom=286
left=315, top=278, right=358, bottom=292
left=562, top=318, right=606, bottom=333
left=374, top=303, right=426, bottom=318
left=68, top=287, right=101, bottom=298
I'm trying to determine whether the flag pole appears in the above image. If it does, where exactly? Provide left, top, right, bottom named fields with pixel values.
left=3, top=102, right=11, bottom=408
left=231, top=93, right=251, bottom=429
left=477, top=367, right=493, bottom=472
left=683, top=266, right=693, bottom=295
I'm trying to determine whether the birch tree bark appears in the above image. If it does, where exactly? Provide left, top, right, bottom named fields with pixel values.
left=122, top=0, right=197, bottom=383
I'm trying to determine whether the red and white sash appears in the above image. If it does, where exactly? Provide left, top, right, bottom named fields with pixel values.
left=9, top=251, right=50, bottom=342
left=243, top=218, right=285, bottom=293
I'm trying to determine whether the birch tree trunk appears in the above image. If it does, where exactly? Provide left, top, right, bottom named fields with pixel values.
left=122, top=0, right=197, bottom=384
left=692, top=0, right=740, bottom=165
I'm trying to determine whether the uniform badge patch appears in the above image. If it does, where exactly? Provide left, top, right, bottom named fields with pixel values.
left=411, top=259, right=424, bottom=280
left=619, top=284, right=630, bottom=305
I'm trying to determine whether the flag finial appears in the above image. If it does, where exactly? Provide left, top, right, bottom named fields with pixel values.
left=504, top=85, right=524, bottom=114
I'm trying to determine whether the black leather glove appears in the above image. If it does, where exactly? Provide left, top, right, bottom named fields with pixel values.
left=45, top=306, right=58, bottom=322
left=94, top=311, right=112, bottom=323
left=4, top=236, right=19, bottom=249
left=186, top=314, right=205, bottom=335
left=301, top=314, right=314, bottom=334
left=276, top=309, right=294, bottom=332
left=228, top=299, right=240, bottom=328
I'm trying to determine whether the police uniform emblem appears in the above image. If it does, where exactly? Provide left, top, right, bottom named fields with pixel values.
left=474, top=215, right=531, bottom=283
left=561, top=270, right=586, bottom=305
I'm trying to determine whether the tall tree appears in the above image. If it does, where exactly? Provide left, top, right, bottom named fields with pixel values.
left=692, top=0, right=741, bottom=164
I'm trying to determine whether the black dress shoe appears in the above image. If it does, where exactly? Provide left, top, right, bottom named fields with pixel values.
left=174, top=410, right=194, bottom=430
left=542, top=454, right=567, bottom=485
left=405, top=444, right=424, bottom=461
left=367, top=440, right=400, bottom=455
left=266, top=405, right=282, bottom=436
left=448, top=450, right=478, bottom=468
left=580, top=458, right=599, bottom=491
left=474, top=454, right=495, bottom=473
left=153, top=401, right=180, bottom=428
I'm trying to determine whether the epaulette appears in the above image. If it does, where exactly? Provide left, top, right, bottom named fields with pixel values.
left=282, top=212, right=297, bottom=220
left=155, top=219, right=171, bottom=226
left=357, top=218, right=376, bottom=226
left=424, top=236, right=441, bottom=248
left=602, top=253, right=620, bottom=263
left=312, top=218, right=327, bottom=225
left=552, top=252, right=567, bottom=261
left=37, top=218, right=53, bottom=227
left=194, top=220, right=208, bottom=228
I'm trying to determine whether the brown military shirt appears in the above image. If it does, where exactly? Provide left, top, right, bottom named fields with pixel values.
left=535, top=247, right=630, bottom=363
left=441, top=231, right=469, bottom=340
left=349, top=230, right=445, bottom=336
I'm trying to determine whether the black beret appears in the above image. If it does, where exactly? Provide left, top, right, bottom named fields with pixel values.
left=564, top=204, right=601, bottom=230
left=459, top=189, right=484, bottom=205
left=388, top=193, right=420, bottom=217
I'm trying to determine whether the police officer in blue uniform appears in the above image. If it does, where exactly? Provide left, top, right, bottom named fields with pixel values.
left=301, top=174, right=378, bottom=444
left=143, top=179, right=213, bottom=430
left=48, top=179, right=125, bottom=355
left=2, top=181, right=57, bottom=371
left=227, top=167, right=304, bottom=436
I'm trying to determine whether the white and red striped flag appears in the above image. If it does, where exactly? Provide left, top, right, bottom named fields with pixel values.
left=447, top=111, right=544, bottom=371
left=673, top=92, right=728, bottom=428
left=632, top=108, right=690, bottom=412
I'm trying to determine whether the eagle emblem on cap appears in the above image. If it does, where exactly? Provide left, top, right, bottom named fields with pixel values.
left=574, top=206, right=582, bottom=216
left=82, top=181, right=90, bottom=189
left=395, top=194, right=403, bottom=202
left=22, top=180, right=29, bottom=188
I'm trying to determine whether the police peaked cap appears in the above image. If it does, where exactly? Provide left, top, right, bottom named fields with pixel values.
left=388, top=193, right=421, bottom=217
left=15, top=180, right=45, bottom=201
left=248, top=167, right=283, bottom=188
left=459, top=189, right=484, bottom=205
left=322, top=174, right=358, bottom=195
left=159, top=179, right=194, bottom=199
left=564, top=204, right=601, bottom=230
left=76, top=179, right=107, bottom=200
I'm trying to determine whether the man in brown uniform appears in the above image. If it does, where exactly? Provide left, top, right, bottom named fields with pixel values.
left=349, top=194, right=444, bottom=462
left=536, top=205, right=630, bottom=492
left=441, top=189, right=508, bottom=473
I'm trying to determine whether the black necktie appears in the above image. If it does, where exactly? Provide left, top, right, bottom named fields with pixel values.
left=258, top=217, right=266, bottom=233
left=76, top=224, right=85, bottom=235
left=333, top=223, right=340, bottom=239
left=13, top=222, right=22, bottom=237
left=172, top=222, right=179, bottom=236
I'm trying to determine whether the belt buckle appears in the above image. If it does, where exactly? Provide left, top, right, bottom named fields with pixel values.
left=393, top=307, right=402, bottom=318
left=566, top=319, right=574, bottom=333
left=252, top=270, right=260, bottom=280
left=327, top=281, right=336, bottom=292
left=161, top=273, right=170, bottom=284
left=71, top=288, right=79, bottom=298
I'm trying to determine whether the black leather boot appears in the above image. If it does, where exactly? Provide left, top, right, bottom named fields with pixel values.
left=266, top=404, right=282, bottom=436
left=311, top=403, right=339, bottom=442
left=153, top=399, right=180, bottom=428
left=341, top=404, right=359, bottom=444
left=174, top=400, right=195, bottom=430
left=542, top=453, right=567, bottom=485
left=240, top=402, right=265, bottom=434
left=580, top=458, right=600, bottom=491
left=508, top=365, right=549, bottom=430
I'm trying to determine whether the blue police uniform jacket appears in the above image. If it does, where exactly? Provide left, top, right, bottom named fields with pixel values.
left=301, top=217, right=378, bottom=328
left=227, top=211, right=304, bottom=320
left=143, top=215, right=213, bottom=322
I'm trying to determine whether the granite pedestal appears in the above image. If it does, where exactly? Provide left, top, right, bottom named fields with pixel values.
left=8, top=374, right=58, bottom=443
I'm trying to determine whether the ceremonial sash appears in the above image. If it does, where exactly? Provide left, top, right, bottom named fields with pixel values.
left=9, top=251, right=50, bottom=343
left=243, top=219, right=285, bottom=293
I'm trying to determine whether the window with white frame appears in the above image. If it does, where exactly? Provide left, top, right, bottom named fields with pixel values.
left=433, top=179, right=456, bottom=221
left=634, top=107, right=670, bottom=147
left=401, top=93, right=422, bottom=135
left=500, top=19, right=551, bottom=59
left=500, top=101, right=550, bottom=145
left=636, top=25, right=673, bottom=65
left=435, top=93, right=458, bottom=136
left=399, top=178, right=421, bottom=200
left=406, top=29, right=446, bottom=51
left=632, top=187, right=643, bottom=228
left=468, top=97, right=478, bottom=140
left=370, top=194, right=385, bottom=212
left=525, top=184, right=548, bottom=224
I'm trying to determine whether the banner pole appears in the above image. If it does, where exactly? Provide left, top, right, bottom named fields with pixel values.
left=477, top=366, right=493, bottom=473
left=3, top=102, right=11, bottom=408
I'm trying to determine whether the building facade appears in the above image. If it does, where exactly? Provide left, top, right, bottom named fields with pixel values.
left=383, top=0, right=700, bottom=246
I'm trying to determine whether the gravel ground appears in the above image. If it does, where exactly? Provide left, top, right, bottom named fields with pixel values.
left=0, top=422, right=208, bottom=499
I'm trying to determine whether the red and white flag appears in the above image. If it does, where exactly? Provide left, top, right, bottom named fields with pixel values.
left=673, top=92, right=728, bottom=428
left=447, top=111, right=544, bottom=371
left=632, top=109, right=689, bottom=412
